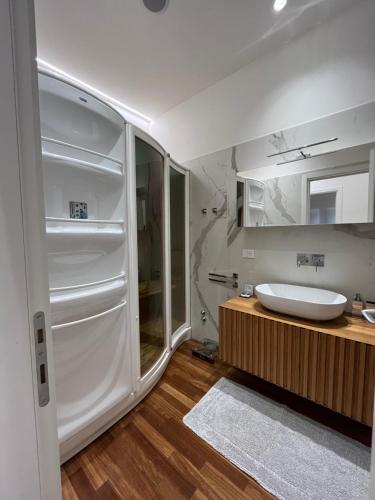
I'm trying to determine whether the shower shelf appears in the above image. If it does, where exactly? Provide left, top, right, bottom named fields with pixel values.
left=50, top=277, right=126, bottom=306
left=42, top=136, right=123, bottom=165
left=46, top=224, right=125, bottom=240
left=49, top=272, right=126, bottom=292
left=45, top=217, right=125, bottom=224
left=51, top=300, right=126, bottom=331
left=42, top=151, right=123, bottom=179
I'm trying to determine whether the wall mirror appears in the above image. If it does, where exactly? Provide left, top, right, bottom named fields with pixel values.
left=236, top=102, right=375, bottom=228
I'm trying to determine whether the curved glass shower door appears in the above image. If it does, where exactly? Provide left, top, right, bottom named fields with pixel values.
left=135, top=137, right=165, bottom=376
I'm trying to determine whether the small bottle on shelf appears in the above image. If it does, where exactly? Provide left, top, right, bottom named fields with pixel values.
left=351, top=293, right=364, bottom=317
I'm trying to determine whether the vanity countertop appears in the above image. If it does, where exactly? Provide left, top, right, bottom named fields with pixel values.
left=220, top=297, right=375, bottom=346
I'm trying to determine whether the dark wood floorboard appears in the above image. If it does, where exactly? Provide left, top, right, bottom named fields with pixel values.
left=61, top=339, right=371, bottom=499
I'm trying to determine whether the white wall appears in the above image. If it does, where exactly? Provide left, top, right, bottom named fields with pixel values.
left=151, top=0, right=375, bottom=163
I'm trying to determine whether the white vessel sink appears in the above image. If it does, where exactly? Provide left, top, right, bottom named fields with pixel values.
left=255, top=283, right=347, bottom=321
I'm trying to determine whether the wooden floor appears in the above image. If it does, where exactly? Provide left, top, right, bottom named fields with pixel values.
left=62, top=340, right=371, bottom=500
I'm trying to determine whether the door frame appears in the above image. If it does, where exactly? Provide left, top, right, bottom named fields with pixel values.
left=1, top=0, right=61, bottom=498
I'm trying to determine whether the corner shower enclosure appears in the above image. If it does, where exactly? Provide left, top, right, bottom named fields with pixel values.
left=38, top=71, right=190, bottom=461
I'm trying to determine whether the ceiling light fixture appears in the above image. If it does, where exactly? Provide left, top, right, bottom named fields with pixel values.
left=273, top=0, right=287, bottom=12
left=143, top=0, right=168, bottom=13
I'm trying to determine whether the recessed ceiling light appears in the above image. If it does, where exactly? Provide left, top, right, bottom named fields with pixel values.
left=143, top=0, right=168, bottom=13
left=273, top=0, right=287, bottom=12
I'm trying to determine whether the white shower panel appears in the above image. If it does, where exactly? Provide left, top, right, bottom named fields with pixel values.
left=39, top=73, right=124, bottom=157
left=47, top=235, right=125, bottom=289
left=39, top=71, right=129, bottom=460
left=52, top=304, right=130, bottom=443
left=50, top=277, right=127, bottom=325
left=42, top=153, right=124, bottom=221
left=38, top=70, right=191, bottom=463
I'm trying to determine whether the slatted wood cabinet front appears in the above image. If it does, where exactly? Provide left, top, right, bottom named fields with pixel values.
left=219, top=299, right=375, bottom=426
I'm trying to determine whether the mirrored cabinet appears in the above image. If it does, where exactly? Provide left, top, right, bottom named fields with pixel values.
left=236, top=102, right=375, bottom=228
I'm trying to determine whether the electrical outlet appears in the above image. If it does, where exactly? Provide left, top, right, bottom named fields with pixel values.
left=242, top=249, right=255, bottom=259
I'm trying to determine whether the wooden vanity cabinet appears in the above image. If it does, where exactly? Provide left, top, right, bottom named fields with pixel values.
left=219, top=297, right=375, bottom=426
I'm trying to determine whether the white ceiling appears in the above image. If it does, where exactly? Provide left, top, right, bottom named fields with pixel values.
left=34, top=0, right=358, bottom=119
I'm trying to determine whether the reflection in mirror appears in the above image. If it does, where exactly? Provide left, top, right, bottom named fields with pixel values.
left=238, top=143, right=375, bottom=227
left=237, top=137, right=375, bottom=227
left=236, top=180, right=244, bottom=227
left=234, top=101, right=375, bottom=228
left=310, top=190, right=336, bottom=225
left=308, top=172, right=370, bottom=225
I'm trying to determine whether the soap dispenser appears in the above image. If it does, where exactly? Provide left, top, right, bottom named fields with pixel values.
left=351, top=293, right=364, bottom=317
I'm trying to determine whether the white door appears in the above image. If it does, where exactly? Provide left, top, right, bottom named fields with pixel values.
left=0, top=1, right=61, bottom=499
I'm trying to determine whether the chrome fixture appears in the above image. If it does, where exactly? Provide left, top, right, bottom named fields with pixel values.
left=212, top=207, right=218, bottom=214
left=297, top=253, right=325, bottom=272
left=267, top=138, right=338, bottom=158
left=267, top=137, right=339, bottom=166
left=276, top=150, right=338, bottom=166
left=201, top=208, right=207, bottom=214
left=201, top=310, right=206, bottom=322
left=208, top=272, right=238, bottom=288
left=143, top=0, right=168, bottom=13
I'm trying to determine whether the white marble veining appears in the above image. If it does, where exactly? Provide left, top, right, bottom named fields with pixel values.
left=263, top=174, right=302, bottom=225
left=236, top=101, right=375, bottom=177
left=185, top=103, right=375, bottom=342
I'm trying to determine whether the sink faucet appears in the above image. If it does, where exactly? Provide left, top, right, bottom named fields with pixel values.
left=297, top=254, right=309, bottom=267
left=297, top=253, right=325, bottom=271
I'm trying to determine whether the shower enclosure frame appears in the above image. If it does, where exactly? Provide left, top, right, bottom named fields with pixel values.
left=127, top=125, right=191, bottom=397
left=169, top=159, right=191, bottom=349
left=34, top=69, right=191, bottom=461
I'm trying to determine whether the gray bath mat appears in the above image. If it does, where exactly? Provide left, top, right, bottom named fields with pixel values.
left=183, top=378, right=370, bottom=500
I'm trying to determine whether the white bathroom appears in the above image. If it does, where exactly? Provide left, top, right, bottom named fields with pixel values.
left=1, top=0, right=375, bottom=499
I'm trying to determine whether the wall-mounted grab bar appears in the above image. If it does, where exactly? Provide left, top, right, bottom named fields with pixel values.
left=51, top=300, right=126, bottom=330
left=267, top=138, right=338, bottom=158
